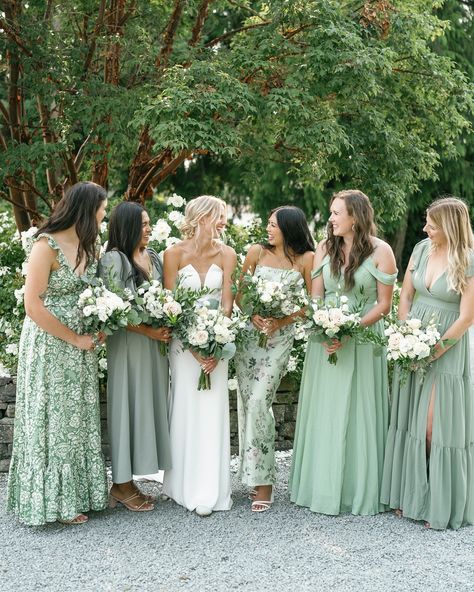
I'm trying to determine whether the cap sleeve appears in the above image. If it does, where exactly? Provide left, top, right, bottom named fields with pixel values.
left=364, top=258, right=398, bottom=286
left=98, top=250, right=132, bottom=291
left=311, top=255, right=329, bottom=280
left=409, top=239, right=430, bottom=273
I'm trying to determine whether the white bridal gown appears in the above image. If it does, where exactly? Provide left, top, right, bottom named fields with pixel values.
left=162, top=263, right=232, bottom=512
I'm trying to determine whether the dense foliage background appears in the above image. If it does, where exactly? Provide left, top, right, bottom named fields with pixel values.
left=1, top=1, right=474, bottom=376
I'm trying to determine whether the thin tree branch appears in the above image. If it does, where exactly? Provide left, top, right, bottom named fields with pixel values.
left=0, top=189, right=39, bottom=217
left=204, top=20, right=272, bottom=48
left=82, top=0, right=107, bottom=75
left=0, top=17, right=33, bottom=56
left=227, top=0, right=268, bottom=21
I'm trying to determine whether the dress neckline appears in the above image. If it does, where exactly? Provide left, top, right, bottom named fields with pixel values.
left=179, top=263, right=223, bottom=288
left=255, top=263, right=302, bottom=276
left=39, top=232, right=86, bottom=279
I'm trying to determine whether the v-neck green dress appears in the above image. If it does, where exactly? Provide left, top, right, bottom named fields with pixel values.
left=290, top=255, right=396, bottom=515
left=7, top=233, right=108, bottom=525
left=381, top=239, right=474, bottom=529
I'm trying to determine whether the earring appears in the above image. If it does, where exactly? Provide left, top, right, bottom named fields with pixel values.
left=351, top=224, right=355, bottom=231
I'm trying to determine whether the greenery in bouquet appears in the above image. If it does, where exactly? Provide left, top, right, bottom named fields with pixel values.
left=134, top=280, right=183, bottom=355
left=384, top=315, right=455, bottom=383
left=238, top=272, right=308, bottom=348
left=176, top=296, right=242, bottom=391
left=77, top=278, right=141, bottom=336
left=304, top=293, right=384, bottom=365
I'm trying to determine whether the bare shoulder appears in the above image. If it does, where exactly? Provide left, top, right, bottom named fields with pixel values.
left=30, top=236, right=57, bottom=260
left=222, top=243, right=237, bottom=260
left=372, top=237, right=395, bottom=259
left=315, top=239, right=328, bottom=256
left=302, top=250, right=315, bottom=264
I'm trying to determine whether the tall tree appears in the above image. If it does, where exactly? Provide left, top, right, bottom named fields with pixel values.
left=1, top=1, right=473, bottom=230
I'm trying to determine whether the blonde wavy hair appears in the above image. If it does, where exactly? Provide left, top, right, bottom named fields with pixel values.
left=180, top=195, right=227, bottom=242
left=427, top=197, right=474, bottom=294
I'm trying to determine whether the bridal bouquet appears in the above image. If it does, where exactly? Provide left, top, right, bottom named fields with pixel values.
left=384, top=316, right=451, bottom=381
left=304, top=294, right=378, bottom=365
left=177, top=297, right=241, bottom=390
left=78, top=279, right=141, bottom=336
left=239, top=272, right=308, bottom=347
left=134, top=280, right=183, bottom=355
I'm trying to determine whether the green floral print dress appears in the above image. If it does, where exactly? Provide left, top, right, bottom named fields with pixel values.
left=7, top=233, right=108, bottom=526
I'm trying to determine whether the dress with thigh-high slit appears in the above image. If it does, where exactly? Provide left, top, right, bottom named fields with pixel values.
left=381, top=238, right=474, bottom=529
left=162, top=263, right=232, bottom=512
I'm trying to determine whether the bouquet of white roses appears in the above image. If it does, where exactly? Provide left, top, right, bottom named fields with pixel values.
left=384, top=316, right=451, bottom=381
left=78, top=279, right=141, bottom=336
left=177, top=297, right=241, bottom=390
left=239, top=272, right=308, bottom=347
left=134, top=280, right=183, bottom=355
left=305, top=294, right=364, bottom=364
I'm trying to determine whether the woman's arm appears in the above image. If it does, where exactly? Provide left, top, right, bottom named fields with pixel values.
left=397, top=255, right=416, bottom=321
left=360, top=242, right=397, bottom=327
left=24, top=239, right=95, bottom=350
left=311, top=241, right=327, bottom=299
left=221, top=246, right=238, bottom=316
left=163, top=247, right=180, bottom=291
left=432, top=276, right=474, bottom=360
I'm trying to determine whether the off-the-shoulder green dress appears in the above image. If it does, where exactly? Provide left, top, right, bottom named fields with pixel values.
left=290, top=255, right=396, bottom=515
left=98, top=249, right=171, bottom=484
left=381, top=239, right=474, bottom=529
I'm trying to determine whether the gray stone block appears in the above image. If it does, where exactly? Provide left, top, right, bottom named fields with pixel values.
left=0, top=381, right=16, bottom=402
left=0, top=458, right=11, bottom=471
left=0, top=418, right=14, bottom=443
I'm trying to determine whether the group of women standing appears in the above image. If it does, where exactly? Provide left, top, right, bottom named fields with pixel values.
left=6, top=182, right=474, bottom=531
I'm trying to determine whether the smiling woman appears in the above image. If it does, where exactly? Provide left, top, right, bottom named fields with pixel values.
left=98, top=202, right=172, bottom=512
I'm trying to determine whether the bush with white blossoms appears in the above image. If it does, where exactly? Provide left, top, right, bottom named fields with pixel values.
left=148, top=192, right=186, bottom=253
left=238, top=272, right=309, bottom=348
left=134, top=280, right=183, bottom=355
left=78, top=280, right=141, bottom=336
left=304, top=294, right=380, bottom=365
left=384, top=316, right=451, bottom=381
left=177, top=297, right=243, bottom=390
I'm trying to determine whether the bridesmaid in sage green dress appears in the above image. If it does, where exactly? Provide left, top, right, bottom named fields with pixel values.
left=290, top=190, right=397, bottom=515
left=7, top=182, right=109, bottom=526
left=98, top=202, right=172, bottom=512
left=235, top=206, right=314, bottom=512
left=381, top=197, right=474, bottom=529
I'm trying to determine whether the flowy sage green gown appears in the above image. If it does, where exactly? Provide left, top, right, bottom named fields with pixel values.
left=235, top=265, right=300, bottom=487
left=98, top=249, right=171, bottom=484
left=381, top=239, right=474, bottom=529
left=7, top=233, right=108, bottom=526
left=290, top=256, right=396, bottom=515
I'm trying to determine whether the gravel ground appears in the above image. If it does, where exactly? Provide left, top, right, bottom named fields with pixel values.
left=1, top=451, right=474, bottom=592
left=2, top=329, right=474, bottom=592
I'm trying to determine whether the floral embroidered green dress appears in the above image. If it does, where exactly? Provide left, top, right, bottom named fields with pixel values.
left=234, top=265, right=300, bottom=487
left=7, top=233, right=108, bottom=526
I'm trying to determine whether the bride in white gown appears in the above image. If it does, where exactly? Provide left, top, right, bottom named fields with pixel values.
left=162, top=195, right=237, bottom=516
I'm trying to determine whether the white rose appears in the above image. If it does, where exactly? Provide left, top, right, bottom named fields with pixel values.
left=166, top=193, right=186, bottom=208
left=150, top=219, right=172, bottom=242
left=82, top=305, right=95, bottom=317
left=413, top=341, right=431, bottom=359
left=339, top=295, right=349, bottom=304
left=81, top=288, right=93, bottom=299
left=163, top=301, right=182, bottom=317
left=228, top=378, right=238, bottom=391
left=168, top=211, right=184, bottom=228
left=99, top=358, right=108, bottom=370
left=260, top=292, right=272, bottom=303
left=5, top=343, right=18, bottom=356
left=188, top=329, right=209, bottom=347
left=406, top=318, right=422, bottom=332
left=287, top=356, right=298, bottom=372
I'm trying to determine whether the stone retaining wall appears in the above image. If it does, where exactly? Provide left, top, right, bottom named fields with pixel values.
left=0, top=376, right=299, bottom=471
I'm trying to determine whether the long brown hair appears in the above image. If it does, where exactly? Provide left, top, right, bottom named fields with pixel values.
left=36, top=182, right=106, bottom=270
left=326, top=189, right=376, bottom=290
